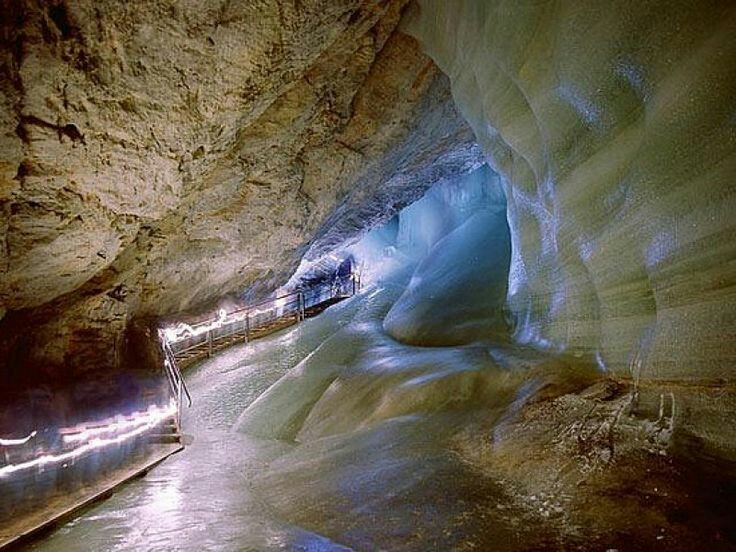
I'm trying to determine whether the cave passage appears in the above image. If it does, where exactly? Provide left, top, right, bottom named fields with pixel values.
left=26, top=163, right=532, bottom=550
left=2, top=0, right=735, bottom=549
left=22, top=165, right=736, bottom=550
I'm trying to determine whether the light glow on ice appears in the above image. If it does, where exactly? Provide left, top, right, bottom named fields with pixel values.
left=0, top=400, right=177, bottom=478
left=0, top=431, right=37, bottom=446
left=163, top=308, right=229, bottom=343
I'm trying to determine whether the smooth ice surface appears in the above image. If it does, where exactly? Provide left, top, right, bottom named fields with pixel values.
left=384, top=208, right=510, bottom=346
left=28, top=277, right=586, bottom=551
left=28, top=250, right=734, bottom=550
left=27, top=296, right=364, bottom=552
left=31, top=270, right=732, bottom=549
left=406, top=0, right=736, bottom=383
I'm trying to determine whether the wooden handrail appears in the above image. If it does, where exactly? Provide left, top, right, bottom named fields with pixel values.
left=166, top=272, right=359, bottom=363
left=181, top=273, right=356, bottom=331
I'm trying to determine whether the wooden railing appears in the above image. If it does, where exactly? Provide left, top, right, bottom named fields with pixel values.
left=160, top=338, right=192, bottom=426
left=164, top=272, right=360, bottom=368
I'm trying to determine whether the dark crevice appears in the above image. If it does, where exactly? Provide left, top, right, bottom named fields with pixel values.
left=13, top=160, right=32, bottom=180
left=19, top=115, right=86, bottom=144
left=14, top=121, right=28, bottom=142
left=47, top=3, right=74, bottom=40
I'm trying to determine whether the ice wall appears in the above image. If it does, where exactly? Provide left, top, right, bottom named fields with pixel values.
left=296, top=163, right=505, bottom=288
left=406, top=1, right=736, bottom=382
left=288, top=163, right=511, bottom=346
left=384, top=207, right=510, bottom=346
left=394, top=164, right=504, bottom=257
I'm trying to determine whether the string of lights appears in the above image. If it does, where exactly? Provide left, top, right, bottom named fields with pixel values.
left=0, top=401, right=177, bottom=479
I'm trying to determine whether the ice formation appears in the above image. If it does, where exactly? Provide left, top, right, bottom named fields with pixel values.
left=405, top=1, right=736, bottom=384
left=384, top=207, right=510, bottom=346
left=31, top=156, right=734, bottom=551
left=236, top=163, right=512, bottom=434
left=10, top=1, right=736, bottom=549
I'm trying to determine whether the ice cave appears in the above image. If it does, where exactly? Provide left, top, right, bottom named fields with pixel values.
left=0, top=1, right=735, bottom=550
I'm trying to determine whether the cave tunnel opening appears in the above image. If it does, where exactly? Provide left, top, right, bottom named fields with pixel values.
left=0, top=160, right=522, bottom=548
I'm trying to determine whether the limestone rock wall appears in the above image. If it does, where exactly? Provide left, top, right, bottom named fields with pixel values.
left=406, top=0, right=736, bottom=382
left=0, top=0, right=479, bottom=384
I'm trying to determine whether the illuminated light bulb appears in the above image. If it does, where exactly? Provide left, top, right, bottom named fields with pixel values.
left=160, top=308, right=236, bottom=344
left=61, top=404, right=174, bottom=444
left=161, top=289, right=307, bottom=345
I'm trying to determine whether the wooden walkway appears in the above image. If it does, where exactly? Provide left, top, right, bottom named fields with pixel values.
left=0, top=275, right=359, bottom=549
left=169, top=278, right=357, bottom=369
left=0, top=397, right=185, bottom=550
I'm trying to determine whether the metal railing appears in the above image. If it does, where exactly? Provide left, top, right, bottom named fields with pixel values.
left=160, top=337, right=193, bottom=428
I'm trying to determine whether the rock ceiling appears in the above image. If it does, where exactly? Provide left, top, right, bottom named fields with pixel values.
left=0, top=0, right=479, bottom=380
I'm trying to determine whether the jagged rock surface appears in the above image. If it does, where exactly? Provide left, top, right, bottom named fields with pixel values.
left=0, top=0, right=479, bottom=383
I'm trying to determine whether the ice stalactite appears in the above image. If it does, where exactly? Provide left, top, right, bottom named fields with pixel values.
left=393, top=164, right=504, bottom=259
left=346, top=164, right=512, bottom=348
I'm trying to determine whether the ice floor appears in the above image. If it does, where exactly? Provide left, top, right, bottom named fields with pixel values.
left=26, top=273, right=736, bottom=550
left=26, top=280, right=374, bottom=551
left=25, top=268, right=581, bottom=551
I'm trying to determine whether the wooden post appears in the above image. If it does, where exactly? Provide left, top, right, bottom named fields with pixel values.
left=298, top=292, right=305, bottom=321
left=207, top=330, right=213, bottom=357
left=352, top=273, right=356, bottom=296
left=245, top=313, right=250, bottom=342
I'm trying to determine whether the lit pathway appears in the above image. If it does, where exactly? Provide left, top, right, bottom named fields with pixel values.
left=28, top=294, right=362, bottom=551
left=29, top=279, right=544, bottom=551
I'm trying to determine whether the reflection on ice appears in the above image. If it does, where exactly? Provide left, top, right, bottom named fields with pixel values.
left=140, top=478, right=182, bottom=518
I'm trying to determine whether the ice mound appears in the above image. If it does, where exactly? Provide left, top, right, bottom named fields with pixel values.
left=233, top=277, right=410, bottom=441
left=236, top=164, right=515, bottom=439
left=383, top=208, right=511, bottom=346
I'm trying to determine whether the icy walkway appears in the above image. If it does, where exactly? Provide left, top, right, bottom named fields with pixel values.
left=28, top=271, right=718, bottom=550
left=26, top=276, right=546, bottom=550
left=26, top=284, right=394, bottom=551
left=24, top=295, right=351, bottom=550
